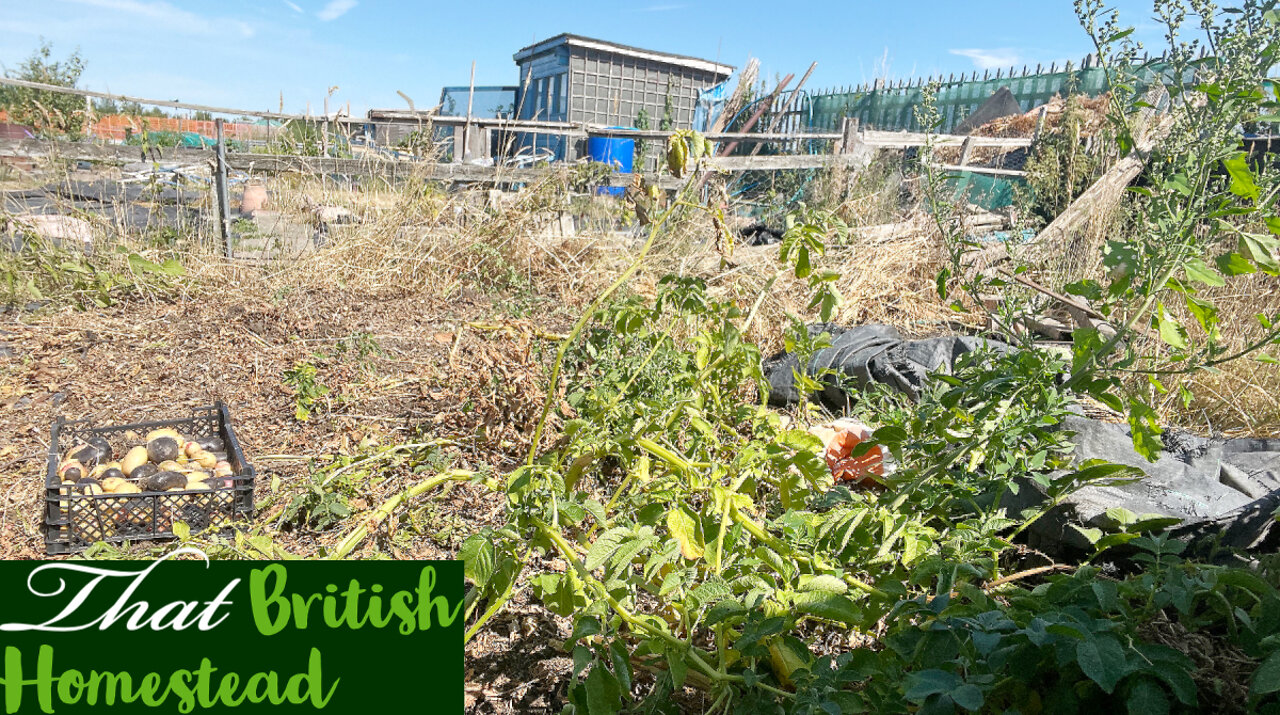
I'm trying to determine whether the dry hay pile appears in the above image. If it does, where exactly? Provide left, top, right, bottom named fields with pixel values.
left=974, top=93, right=1111, bottom=138
left=668, top=212, right=955, bottom=358
left=272, top=169, right=623, bottom=309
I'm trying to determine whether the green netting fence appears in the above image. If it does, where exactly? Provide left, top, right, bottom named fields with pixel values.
left=800, top=55, right=1203, bottom=211
left=806, top=55, right=1199, bottom=133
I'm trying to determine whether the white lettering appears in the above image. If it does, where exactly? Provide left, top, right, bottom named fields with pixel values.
left=0, top=547, right=239, bottom=633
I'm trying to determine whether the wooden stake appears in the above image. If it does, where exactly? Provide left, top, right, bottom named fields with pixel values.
left=749, top=61, right=816, bottom=157
left=1033, top=105, right=1049, bottom=143
left=462, top=60, right=476, bottom=162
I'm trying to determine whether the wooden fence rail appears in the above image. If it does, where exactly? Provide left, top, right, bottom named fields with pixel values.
left=1, top=132, right=1029, bottom=183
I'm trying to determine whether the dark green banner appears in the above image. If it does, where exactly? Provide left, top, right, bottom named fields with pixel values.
left=0, top=550, right=462, bottom=712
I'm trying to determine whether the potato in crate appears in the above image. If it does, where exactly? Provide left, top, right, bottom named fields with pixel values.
left=44, top=403, right=255, bottom=555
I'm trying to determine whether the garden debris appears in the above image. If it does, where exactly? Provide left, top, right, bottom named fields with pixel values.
left=310, top=204, right=356, bottom=225
left=967, top=94, right=1172, bottom=273
left=765, top=323, right=1280, bottom=557
left=979, top=270, right=1132, bottom=344
left=1005, top=415, right=1280, bottom=556
left=973, top=92, right=1111, bottom=139
left=808, top=417, right=888, bottom=486
left=4, top=214, right=93, bottom=251
left=240, top=181, right=268, bottom=217
left=953, top=87, right=1026, bottom=136
left=763, top=323, right=1013, bottom=408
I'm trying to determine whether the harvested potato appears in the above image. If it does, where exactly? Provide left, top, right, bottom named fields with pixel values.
left=66, top=437, right=112, bottom=466
left=145, top=471, right=187, bottom=492
left=101, top=476, right=127, bottom=493
left=193, top=451, right=218, bottom=469
left=121, top=446, right=148, bottom=477
left=145, top=428, right=183, bottom=446
left=130, top=462, right=159, bottom=481
left=194, top=436, right=226, bottom=453
left=75, top=478, right=103, bottom=496
left=112, top=482, right=142, bottom=495
left=147, top=437, right=180, bottom=463
left=158, top=460, right=183, bottom=472
left=58, top=460, right=86, bottom=482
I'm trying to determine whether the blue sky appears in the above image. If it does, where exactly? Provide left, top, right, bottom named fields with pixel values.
left=0, top=0, right=1174, bottom=117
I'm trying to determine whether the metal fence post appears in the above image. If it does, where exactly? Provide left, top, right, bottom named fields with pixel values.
left=214, top=119, right=233, bottom=258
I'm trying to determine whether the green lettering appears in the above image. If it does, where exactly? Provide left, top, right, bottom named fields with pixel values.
left=368, top=585, right=393, bottom=629
left=322, top=584, right=340, bottom=627
left=390, top=591, right=416, bottom=635
left=0, top=646, right=55, bottom=715
left=291, top=592, right=323, bottom=630
left=87, top=670, right=128, bottom=706
left=250, top=564, right=290, bottom=636
left=194, top=659, right=217, bottom=709
left=139, top=672, right=163, bottom=707
left=286, top=648, right=338, bottom=708
left=244, top=671, right=281, bottom=704
left=55, top=669, right=83, bottom=705
left=416, top=567, right=463, bottom=629
left=37, top=645, right=53, bottom=714
left=167, top=669, right=194, bottom=714
left=340, top=581, right=367, bottom=628
left=215, top=672, right=246, bottom=707
left=2, top=645, right=23, bottom=714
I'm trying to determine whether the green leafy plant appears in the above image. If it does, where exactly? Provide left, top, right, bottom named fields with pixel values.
left=0, top=41, right=89, bottom=137
left=0, top=232, right=183, bottom=309
left=1020, top=82, right=1109, bottom=226
left=778, top=203, right=849, bottom=320
left=446, top=133, right=1157, bottom=711
left=819, top=533, right=1280, bottom=714
left=282, top=358, right=330, bottom=422
left=279, top=469, right=353, bottom=531
left=922, top=1, right=1280, bottom=461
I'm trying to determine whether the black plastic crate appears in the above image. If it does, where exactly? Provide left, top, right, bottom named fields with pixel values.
left=45, top=402, right=255, bottom=555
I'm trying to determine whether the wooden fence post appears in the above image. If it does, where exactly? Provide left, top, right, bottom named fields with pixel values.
left=1032, top=105, right=1049, bottom=143
left=836, top=117, right=860, bottom=155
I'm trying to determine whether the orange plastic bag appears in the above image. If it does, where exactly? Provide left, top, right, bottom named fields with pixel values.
left=818, top=420, right=886, bottom=488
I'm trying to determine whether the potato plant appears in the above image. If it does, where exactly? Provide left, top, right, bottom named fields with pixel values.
left=453, top=4, right=1280, bottom=711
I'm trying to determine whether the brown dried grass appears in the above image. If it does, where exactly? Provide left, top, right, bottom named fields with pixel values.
left=1025, top=203, right=1280, bottom=436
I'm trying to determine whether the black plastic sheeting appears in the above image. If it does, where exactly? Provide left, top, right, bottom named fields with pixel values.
left=764, top=323, right=1015, bottom=407
left=763, top=324, right=1280, bottom=555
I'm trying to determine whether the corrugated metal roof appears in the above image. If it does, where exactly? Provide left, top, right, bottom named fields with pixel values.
left=514, top=34, right=733, bottom=77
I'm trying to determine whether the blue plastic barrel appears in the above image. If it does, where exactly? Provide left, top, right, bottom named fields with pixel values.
left=587, top=129, right=635, bottom=197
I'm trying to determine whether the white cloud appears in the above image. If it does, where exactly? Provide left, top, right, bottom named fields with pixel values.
left=316, top=0, right=356, bottom=21
left=949, top=48, right=1021, bottom=70
left=60, top=0, right=254, bottom=38
left=281, top=0, right=304, bottom=13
